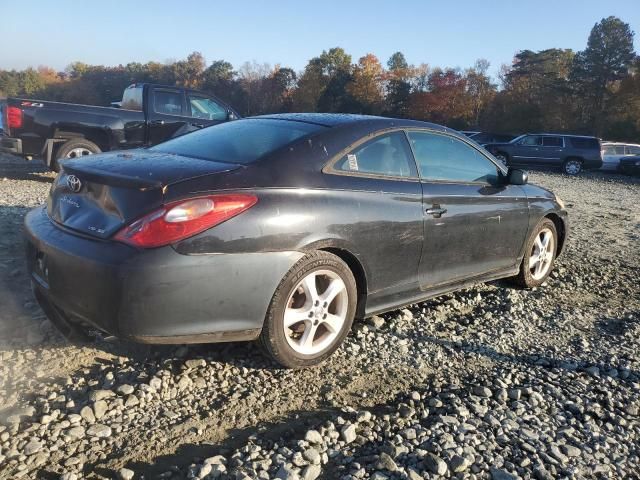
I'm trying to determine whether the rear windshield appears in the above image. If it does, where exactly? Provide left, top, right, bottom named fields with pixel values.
left=150, top=119, right=326, bottom=164
left=569, top=137, right=600, bottom=149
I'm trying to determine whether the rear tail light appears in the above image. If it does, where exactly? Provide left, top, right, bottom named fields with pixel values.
left=114, top=194, right=257, bottom=248
left=6, top=106, right=23, bottom=129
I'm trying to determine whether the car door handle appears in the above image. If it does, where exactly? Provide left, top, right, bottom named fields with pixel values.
left=426, top=206, right=447, bottom=218
left=191, top=122, right=205, bottom=128
left=149, top=120, right=165, bottom=126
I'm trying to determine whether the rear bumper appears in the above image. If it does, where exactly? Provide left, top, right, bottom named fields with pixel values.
left=25, top=206, right=303, bottom=343
left=0, top=136, right=23, bottom=156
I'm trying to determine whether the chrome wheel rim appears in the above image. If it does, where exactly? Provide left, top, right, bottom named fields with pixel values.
left=66, top=147, right=93, bottom=158
left=283, top=269, right=348, bottom=355
left=529, top=228, right=555, bottom=280
left=564, top=161, right=581, bottom=175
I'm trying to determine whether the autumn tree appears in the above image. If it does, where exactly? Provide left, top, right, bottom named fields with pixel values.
left=347, top=54, right=385, bottom=114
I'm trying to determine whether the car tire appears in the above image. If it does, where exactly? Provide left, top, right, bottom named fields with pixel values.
left=53, top=138, right=102, bottom=172
left=511, top=218, right=558, bottom=288
left=260, top=251, right=357, bottom=368
left=562, top=158, right=582, bottom=176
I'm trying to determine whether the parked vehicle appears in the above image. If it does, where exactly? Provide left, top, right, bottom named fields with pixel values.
left=601, top=142, right=640, bottom=171
left=0, top=84, right=239, bottom=171
left=0, top=99, right=5, bottom=135
left=618, top=155, right=640, bottom=176
left=25, top=114, right=568, bottom=368
left=484, top=133, right=602, bottom=175
left=467, top=132, right=517, bottom=145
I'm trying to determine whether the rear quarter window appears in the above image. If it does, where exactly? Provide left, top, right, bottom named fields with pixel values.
left=121, top=86, right=143, bottom=111
left=569, top=137, right=600, bottom=149
left=150, top=119, right=326, bottom=164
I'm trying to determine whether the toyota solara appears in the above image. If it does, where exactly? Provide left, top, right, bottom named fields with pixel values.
left=25, top=114, right=568, bottom=368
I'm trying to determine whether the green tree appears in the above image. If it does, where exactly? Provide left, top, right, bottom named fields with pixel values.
left=347, top=54, right=385, bottom=114
left=572, top=16, right=636, bottom=133
left=386, top=51, right=412, bottom=117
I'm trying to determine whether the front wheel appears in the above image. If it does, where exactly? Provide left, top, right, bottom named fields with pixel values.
left=511, top=218, right=558, bottom=288
left=260, top=251, right=357, bottom=368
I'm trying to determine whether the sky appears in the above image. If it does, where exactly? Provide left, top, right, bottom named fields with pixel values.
left=1, top=0, right=639, bottom=80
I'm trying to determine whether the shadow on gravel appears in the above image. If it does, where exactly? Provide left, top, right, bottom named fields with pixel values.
left=0, top=155, right=53, bottom=184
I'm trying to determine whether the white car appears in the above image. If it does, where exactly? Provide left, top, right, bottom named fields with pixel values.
left=601, top=142, right=640, bottom=171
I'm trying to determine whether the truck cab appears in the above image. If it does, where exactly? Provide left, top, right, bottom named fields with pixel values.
left=1, top=83, right=240, bottom=171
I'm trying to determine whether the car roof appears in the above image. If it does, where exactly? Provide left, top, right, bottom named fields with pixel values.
left=602, top=141, right=640, bottom=146
left=252, top=112, right=455, bottom=132
left=524, top=133, right=598, bottom=139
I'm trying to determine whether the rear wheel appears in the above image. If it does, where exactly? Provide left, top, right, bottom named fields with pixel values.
left=53, top=138, right=101, bottom=171
left=511, top=218, right=558, bottom=288
left=260, top=251, right=357, bottom=368
left=562, top=158, right=582, bottom=175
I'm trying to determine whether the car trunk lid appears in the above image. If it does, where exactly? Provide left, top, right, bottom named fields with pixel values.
left=48, top=150, right=242, bottom=240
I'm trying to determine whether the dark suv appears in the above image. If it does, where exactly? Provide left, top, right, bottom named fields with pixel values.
left=484, top=134, right=602, bottom=175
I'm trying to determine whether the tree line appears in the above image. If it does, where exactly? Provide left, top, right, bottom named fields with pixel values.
left=1, top=16, right=638, bottom=141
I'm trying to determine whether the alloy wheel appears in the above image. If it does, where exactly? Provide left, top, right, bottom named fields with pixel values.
left=66, top=147, right=94, bottom=158
left=564, top=160, right=582, bottom=175
left=283, top=269, right=348, bottom=355
left=529, top=227, right=555, bottom=280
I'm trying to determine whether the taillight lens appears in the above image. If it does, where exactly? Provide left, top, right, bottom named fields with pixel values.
left=7, top=106, right=23, bottom=129
left=114, top=194, right=257, bottom=248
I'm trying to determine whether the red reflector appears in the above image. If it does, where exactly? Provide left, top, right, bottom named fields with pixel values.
left=114, top=194, right=257, bottom=248
left=7, top=106, right=23, bottom=129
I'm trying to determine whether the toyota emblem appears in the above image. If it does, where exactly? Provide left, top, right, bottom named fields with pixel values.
left=66, top=175, right=82, bottom=193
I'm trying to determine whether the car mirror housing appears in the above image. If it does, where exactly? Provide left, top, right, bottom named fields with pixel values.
left=508, top=168, right=528, bottom=185
left=227, top=111, right=238, bottom=121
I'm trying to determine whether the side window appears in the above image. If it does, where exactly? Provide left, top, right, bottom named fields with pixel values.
left=333, top=132, right=415, bottom=178
left=543, top=136, right=563, bottom=147
left=520, top=136, right=542, bottom=146
left=153, top=90, right=183, bottom=116
left=602, top=146, right=614, bottom=155
left=614, top=146, right=626, bottom=155
left=121, top=86, right=143, bottom=111
left=408, top=131, right=499, bottom=184
left=627, top=145, right=640, bottom=155
left=188, top=94, right=227, bottom=121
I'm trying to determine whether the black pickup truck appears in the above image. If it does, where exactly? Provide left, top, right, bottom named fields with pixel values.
left=0, top=84, right=240, bottom=170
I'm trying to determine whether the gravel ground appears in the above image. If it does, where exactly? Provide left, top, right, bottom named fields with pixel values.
left=0, top=152, right=639, bottom=480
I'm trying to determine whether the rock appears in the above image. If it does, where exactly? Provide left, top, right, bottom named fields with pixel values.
left=65, top=426, right=85, bottom=439
left=425, top=453, right=447, bottom=475
left=304, top=430, right=323, bottom=445
left=89, top=389, right=114, bottom=402
left=450, top=454, right=470, bottom=472
left=407, top=467, right=423, bottom=480
left=117, top=384, right=135, bottom=395
left=371, top=473, right=389, bottom=480
left=490, top=467, right=517, bottom=480
left=23, top=440, right=43, bottom=455
left=204, top=455, right=226, bottom=465
left=301, top=464, right=321, bottom=480
left=401, top=427, right=417, bottom=440
left=93, top=400, right=108, bottom=420
left=472, top=386, right=492, bottom=397
left=60, top=474, right=78, bottom=480
left=341, top=424, right=357, bottom=444
left=118, top=468, right=135, bottom=480
left=562, top=444, right=581, bottom=457
left=80, top=405, right=95, bottom=423
left=303, top=447, right=320, bottom=465
left=376, top=452, right=398, bottom=472
left=368, top=315, right=385, bottom=329
left=275, top=464, right=300, bottom=480
left=86, top=424, right=112, bottom=438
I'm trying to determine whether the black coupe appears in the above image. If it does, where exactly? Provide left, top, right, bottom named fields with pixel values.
left=25, top=114, right=568, bottom=367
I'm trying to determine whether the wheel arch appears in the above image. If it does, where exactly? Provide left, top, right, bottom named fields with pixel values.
left=545, top=212, right=566, bottom=255
left=316, top=246, right=368, bottom=319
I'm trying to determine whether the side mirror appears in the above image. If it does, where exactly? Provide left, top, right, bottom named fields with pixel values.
left=227, top=111, right=238, bottom=121
left=508, top=168, right=528, bottom=185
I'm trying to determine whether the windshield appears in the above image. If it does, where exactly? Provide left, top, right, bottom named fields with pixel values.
left=150, top=119, right=327, bottom=164
left=509, top=134, right=526, bottom=144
